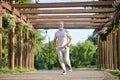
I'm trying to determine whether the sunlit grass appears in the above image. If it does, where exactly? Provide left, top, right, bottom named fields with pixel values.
left=0, top=67, right=36, bottom=75
left=109, top=70, right=120, bottom=78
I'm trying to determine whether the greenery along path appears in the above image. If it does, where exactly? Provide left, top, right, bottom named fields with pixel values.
left=0, top=70, right=116, bottom=80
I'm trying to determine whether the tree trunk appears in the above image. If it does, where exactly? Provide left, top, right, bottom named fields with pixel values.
left=29, top=44, right=31, bottom=69
left=106, top=36, right=109, bottom=69
left=18, top=30, right=23, bottom=69
left=104, top=40, right=107, bottom=69
left=109, top=33, right=113, bottom=69
left=31, top=37, right=34, bottom=68
left=8, top=28, right=15, bottom=70
left=117, top=29, right=120, bottom=70
left=107, top=35, right=110, bottom=69
left=22, top=33, right=25, bottom=68
left=99, top=37, right=102, bottom=69
left=25, top=33, right=28, bottom=69
left=11, top=28, right=15, bottom=70
left=113, top=33, right=117, bottom=69
left=16, top=35, right=19, bottom=68
left=7, top=25, right=10, bottom=69
left=101, top=41, right=104, bottom=69
left=0, top=8, right=2, bottom=69
left=97, top=35, right=100, bottom=69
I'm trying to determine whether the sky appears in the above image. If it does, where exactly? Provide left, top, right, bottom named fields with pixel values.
left=32, top=0, right=97, bottom=44
left=42, top=29, right=94, bottom=45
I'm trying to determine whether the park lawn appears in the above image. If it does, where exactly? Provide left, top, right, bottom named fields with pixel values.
left=0, top=67, right=36, bottom=75
left=109, top=70, right=120, bottom=78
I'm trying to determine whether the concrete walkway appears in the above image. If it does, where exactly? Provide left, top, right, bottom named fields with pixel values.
left=0, top=70, right=116, bottom=80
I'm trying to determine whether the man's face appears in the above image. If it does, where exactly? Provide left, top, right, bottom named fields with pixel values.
left=58, top=22, right=64, bottom=30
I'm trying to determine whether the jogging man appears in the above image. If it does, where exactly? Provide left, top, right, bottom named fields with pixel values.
left=54, top=21, right=72, bottom=75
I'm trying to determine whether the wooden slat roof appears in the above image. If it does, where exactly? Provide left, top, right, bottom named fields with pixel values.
left=12, top=1, right=113, bottom=8
left=11, top=1, right=115, bottom=29
left=20, top=8, right=114, bottom=14
left=33, top=23, right=102, bottom=29
left=30, top=19, right=108, bottom=23
left=27, top=14, right=111, bottom=19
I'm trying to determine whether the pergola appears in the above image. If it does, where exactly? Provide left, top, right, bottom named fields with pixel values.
left=11, top=1, right=114, bottom=29
left=1, top=0, right=120, bottom=70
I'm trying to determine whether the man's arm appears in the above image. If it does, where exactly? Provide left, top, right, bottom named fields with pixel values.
left=67, top=34, right=72, bottom=47
left=64, top=33, right=72, bottom=48
left=53, top=35, right=57, bottom=50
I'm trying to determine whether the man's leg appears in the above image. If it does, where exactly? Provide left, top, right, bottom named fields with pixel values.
left=64, top=48, right=72, bottom=71
left=58, top=49, right=66, bottom=73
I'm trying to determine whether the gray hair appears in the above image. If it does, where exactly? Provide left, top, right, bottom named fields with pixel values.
left=58, top=21, right=64, bottom=25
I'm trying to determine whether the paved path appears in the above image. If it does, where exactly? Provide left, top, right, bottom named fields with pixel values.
left=0, top=70, right=116, bottom=80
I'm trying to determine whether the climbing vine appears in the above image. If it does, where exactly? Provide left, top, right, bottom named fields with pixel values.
left=1, top=8, right=35, bottom=68
left=98, top=1, right=120, bottom=41
left=2, top=13, right=16, bottom=29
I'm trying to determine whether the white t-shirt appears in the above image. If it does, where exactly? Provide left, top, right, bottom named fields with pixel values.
left=55, top=29, right=69, bottom=49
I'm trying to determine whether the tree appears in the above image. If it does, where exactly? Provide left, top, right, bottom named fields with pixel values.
left=2, top=0, right=33, bottom=69
left=87, top=29, right=98, bottom=65
left=2, top=29, right=8, bottom=67
left=34, top=30, right=45, bottom=69
left=3, top=0, right=32, bottom=4
left=88, top=29, right=97, bottom=45
left=70, top=40, right=96, bottom=68
left=39, top=41, right=59, bottom=69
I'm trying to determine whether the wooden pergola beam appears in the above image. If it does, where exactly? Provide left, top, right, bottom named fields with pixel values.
left=33, top=23, right=102, bottom=29
left=34, top=26, right=100, bottom=29
left=12, top=1, right=113, bottom=8
left=2, top=1, right=12, bottom=11
left=27, top=14, right=111, bottom=19
left=1, top=1, right=27, bottom=21
left=20, top=8, right=114, bottom=14
left=30, top=19, right=108, bottom=23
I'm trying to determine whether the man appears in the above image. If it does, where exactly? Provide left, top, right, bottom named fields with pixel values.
left=54, top=21, right=72, bottom=75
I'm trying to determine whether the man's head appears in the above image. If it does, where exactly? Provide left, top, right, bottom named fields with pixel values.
left=58, top=21, right=64, bottom=30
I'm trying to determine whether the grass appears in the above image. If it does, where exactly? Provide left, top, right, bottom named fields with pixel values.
left=0, top=67, right=36, bottom=75
left=48, top=65, right=98, bottom=71
left=104, top=69, right=120, bottom=80
left=78, top=65, right=97, bottom=68
left=109, top=70, right=120, bottom=78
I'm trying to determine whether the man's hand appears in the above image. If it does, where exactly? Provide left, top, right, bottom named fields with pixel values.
left=64, top=46, right=68, bottom=49
left=67, top=44, right=70, bottom=47
left=64, top=43, right=70, bottom=49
